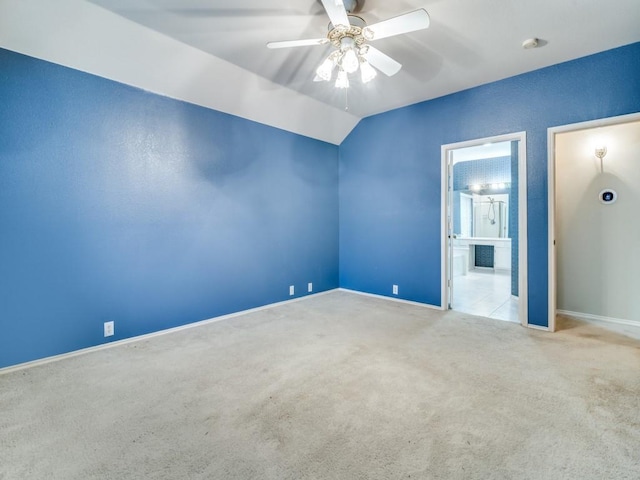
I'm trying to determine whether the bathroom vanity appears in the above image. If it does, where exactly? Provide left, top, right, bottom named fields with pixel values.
left=452, top=237, right=512, bottom=274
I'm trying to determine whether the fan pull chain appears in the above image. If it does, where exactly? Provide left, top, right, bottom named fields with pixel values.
left=344, top=87, right=349, bottom=111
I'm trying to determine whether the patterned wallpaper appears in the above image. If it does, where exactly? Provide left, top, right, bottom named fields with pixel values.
left=452, top=156, right=511, bottom=191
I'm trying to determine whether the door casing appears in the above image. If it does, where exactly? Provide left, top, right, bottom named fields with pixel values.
left=441, top=132, right=529, bottom=327
left=547, top=112, right=640, bottom=332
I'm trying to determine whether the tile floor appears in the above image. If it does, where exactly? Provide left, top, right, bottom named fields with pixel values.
left=452, top=268, right=519, bottom=322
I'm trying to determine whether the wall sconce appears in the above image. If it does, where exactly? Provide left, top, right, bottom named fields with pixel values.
left=594, top=145, right=607, bottom=172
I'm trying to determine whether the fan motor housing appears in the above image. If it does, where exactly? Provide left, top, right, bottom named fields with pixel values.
left=319, top=0, right=364, bottom=14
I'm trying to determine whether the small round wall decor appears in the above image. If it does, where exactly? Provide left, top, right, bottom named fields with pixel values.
left=598, top=189, right=617, bottom=204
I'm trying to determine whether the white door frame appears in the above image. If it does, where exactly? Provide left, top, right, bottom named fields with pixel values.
left=547, top=112, right=640, bottom=332
left=441, top=132, right=528, bottom=327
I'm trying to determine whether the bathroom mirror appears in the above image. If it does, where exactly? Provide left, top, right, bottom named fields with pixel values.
left=451, top=150, right=512, bottom=239
left=453, top=190, right=509, bottom=238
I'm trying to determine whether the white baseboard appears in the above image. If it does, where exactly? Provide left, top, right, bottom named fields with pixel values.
left=526, top=324, right=550, bottom=332
left=338, top=288, right=444, bottom=311
left=0, top=289, right=339, bottom=375
left=557, top=309, right=640, bottom=329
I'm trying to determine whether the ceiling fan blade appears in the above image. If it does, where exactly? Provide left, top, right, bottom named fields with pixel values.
left=364, top=9, right=430, bottom=41
left=267, top=38, right=329, bottom=49
left=362, top=46, right=402, bottom=76
left=320, top=0, right=350, bottom=28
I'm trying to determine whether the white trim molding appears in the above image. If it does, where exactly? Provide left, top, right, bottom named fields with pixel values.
left=441, top=132, right=528, bottom=327
left=0, top=289, right=339, bottom=375
left=557, top=310, right=640, bottom=329
left=338, top=288, right=443, bottom=310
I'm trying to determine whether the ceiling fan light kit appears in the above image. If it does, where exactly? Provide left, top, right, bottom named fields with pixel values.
left=335, top=68, right=350, bottom=89
left=266, top=0, right=430, bottom=89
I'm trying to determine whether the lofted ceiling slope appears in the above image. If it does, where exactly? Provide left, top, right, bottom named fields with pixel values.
left=1, top=0, right=639, bottom=144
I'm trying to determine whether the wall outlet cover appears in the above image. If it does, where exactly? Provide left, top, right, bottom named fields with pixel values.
left=104, top=321, right=114, bottom=337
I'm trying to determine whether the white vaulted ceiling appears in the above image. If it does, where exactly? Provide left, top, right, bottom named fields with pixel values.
left=1, top=0, right=639, bottom=144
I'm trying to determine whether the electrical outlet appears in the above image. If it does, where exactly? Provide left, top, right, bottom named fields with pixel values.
left=308, top=282, right=313, bottom=293
left=289, top=285, right=295, bottom=296
left=104, top=321, right=114, bottom=337
left=392, top=285, right=399, bottom=295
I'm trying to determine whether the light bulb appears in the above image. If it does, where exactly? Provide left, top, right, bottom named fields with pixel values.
left=360, top=59, right=377, bottom=83
left=341, top=48, right=359, bottom=74
left=335, top=69, right=349, bottom=89
left=316, top=56, right=335, bottom=82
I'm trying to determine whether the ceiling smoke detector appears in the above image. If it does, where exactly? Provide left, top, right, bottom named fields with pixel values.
left=522, top=38, right=540, bottom=49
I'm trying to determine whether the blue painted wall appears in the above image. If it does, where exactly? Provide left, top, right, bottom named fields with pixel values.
left=2, top=42, right=639, bottom=368
left=339, top=42, right=640, bottom=326
left=0, top=49, right=339, bottom=368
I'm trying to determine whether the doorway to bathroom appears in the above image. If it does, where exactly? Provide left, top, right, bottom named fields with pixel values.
left=441, top=132, right=528, bottom=326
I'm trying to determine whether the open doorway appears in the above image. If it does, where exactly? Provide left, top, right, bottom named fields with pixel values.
left=548, top=112, right=640, bottom=333
left=441, top=132, right=528, bottom=326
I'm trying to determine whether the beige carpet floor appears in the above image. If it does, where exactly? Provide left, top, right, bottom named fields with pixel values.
left=1, top=290, right=639, bottom=479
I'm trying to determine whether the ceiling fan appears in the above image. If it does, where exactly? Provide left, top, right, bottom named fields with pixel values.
left=266, top=0, right=430, bottom=88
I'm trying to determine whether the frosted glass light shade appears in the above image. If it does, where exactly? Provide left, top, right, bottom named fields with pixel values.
left=316, top=56, right=335, bottom=81
left=335, top=69, right=349, bottom=89
left=341, top=48, right=359, bottom=74
left=360, top=60, right=377, bottom=83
